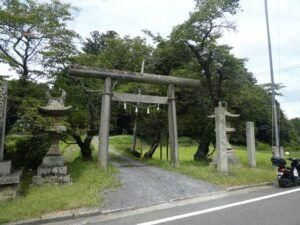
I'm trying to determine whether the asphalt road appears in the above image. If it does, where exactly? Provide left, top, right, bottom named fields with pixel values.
left=52, top=186, right=300, bottom=225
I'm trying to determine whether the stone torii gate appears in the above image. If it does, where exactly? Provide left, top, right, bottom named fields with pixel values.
left=68, top=66, right=200, bottom=170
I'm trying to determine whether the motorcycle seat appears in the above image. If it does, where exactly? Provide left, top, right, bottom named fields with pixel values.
left=288, top=157, right=300, bottom=161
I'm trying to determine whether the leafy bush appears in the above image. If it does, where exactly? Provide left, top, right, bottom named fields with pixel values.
left=178, top=137, right=196, bottom=146
left=5, top=135, right=50, bottom=170
left=256, top=141, right=271, bottom=151
left=284, top=145, right=300, bottom=155
left=256, top=141, right=300, bottom=153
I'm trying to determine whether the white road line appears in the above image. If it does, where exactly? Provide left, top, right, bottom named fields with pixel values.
left=137, top=187, right=300, bottom=225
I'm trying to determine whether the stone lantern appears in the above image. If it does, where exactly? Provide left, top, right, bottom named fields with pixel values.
left=223, top=103, right=240, bottom=164
left=33, top=89, right=72, bottom=184
left=209, top=102, right=240, bottom=174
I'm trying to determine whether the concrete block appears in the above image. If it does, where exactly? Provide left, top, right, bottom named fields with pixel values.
left=34, top=154, right=70, bottom=184
left=0, top=170, right=22, bottom=185
left=0, top=160, right=11, bottom=175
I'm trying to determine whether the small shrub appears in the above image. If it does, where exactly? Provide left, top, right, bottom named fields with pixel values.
left=5, top=135, right=50, bottom=169
left=256, top=141, right=271, bottom=151
left=178, top=137, right=196, bottom=146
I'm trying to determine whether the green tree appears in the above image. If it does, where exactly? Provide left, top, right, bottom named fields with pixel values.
left=136, top=37, right=195, bottom=158
left=171, top=0, right=240, bottom=105
left=82, top=30, right=118, bottom=55
left=52, top=73, right=100, bottom=160
left=290, top=118, right=300, bottom=148
left=291, top=118, right=300, bottom=137
left=5, top=79, right=48, bottom=134
left=0, top=0, right=78, bottom=84
left=0, top=0, right=79, bottom=156
left=167, top=0, right=242, bottom=160
left=63, top=32, right=152, bottom=160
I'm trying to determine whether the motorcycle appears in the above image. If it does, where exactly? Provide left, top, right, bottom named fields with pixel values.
left=271, top=156, right=300, bottom=187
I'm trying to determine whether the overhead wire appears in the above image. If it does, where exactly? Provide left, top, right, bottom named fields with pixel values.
left=253, top=63, right=300, bottom=76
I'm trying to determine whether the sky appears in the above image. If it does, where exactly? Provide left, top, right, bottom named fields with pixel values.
left=1, top=0, right=300, bottom=119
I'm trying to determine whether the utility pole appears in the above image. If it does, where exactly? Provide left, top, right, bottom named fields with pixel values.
left=264, top=0, right=280, bottom=157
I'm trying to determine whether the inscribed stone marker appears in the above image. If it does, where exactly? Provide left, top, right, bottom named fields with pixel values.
left=0, top=82, right=8, bottom=161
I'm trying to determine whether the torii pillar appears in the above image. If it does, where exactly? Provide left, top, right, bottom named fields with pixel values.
left=98, top=77, right=112, bottom=170
left=168, top=84, right=179, bottom=167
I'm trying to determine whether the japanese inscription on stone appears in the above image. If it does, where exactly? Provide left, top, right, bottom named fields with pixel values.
left=0, top=82, right=8, bottom=160
left=0, top=83, right=7, bottom=121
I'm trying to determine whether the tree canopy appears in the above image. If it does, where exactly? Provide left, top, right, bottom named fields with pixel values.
left=0, top=0, right=78, bottom=82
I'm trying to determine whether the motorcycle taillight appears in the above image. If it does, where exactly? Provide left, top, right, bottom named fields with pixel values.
left=278, top=167, right=285, bottom=173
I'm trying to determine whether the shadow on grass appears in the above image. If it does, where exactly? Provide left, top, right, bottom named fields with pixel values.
left=17, top=170, right=34, bottom=196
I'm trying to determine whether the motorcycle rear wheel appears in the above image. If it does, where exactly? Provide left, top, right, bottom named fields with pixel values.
left=278, top=178, right=293, bottom=188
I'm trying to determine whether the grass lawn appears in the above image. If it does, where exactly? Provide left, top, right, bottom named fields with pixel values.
left=0, top=143, right=119, bottom=224
left=109, top=135, right=291, bottom=187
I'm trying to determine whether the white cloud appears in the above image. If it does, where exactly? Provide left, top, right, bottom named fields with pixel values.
left=66, top=0, right=195, bottom=38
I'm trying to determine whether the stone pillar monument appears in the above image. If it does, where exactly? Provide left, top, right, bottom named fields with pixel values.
left=0, top=82, right=7, bottom=161
left=214, top=103, right=228, bottom=175
left=33, top=89, right=72, bottom=184
left=0, top=82, right=22, bottom=201
left=246, top=122, right=256, bottom=168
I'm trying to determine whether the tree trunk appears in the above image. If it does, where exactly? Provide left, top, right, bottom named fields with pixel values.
left=72, top=134, right=93, bottom=160
left=19, top=71, right=29, bottom=98
left=131, top=116, right=137, bottom=151
left=144, top=132, right=161, bottom=159
left=194, top=139, right=210, bottom=161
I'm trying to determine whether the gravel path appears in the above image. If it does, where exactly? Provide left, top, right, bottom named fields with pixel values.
left=93, top=139, right=224, bottom=211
